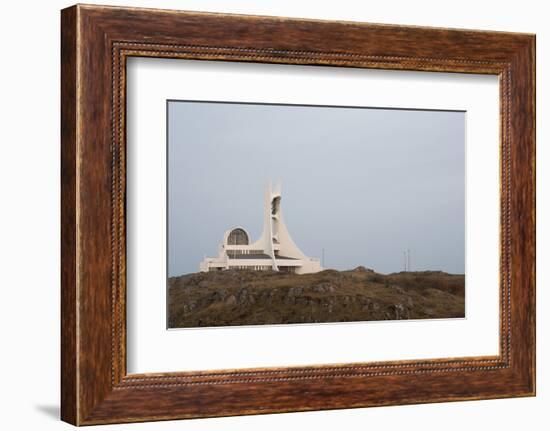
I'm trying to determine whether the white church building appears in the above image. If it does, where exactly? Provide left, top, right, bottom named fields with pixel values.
left=199, top=183, right=323, bottom=274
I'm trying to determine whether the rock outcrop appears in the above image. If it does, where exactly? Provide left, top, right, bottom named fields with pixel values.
left=168, top=268, right=465, bottom=328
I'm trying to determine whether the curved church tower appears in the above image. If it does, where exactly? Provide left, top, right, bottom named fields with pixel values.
left=199, top=183, right=322, bottom=274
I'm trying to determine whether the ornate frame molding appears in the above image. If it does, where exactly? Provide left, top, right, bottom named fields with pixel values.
left=61, top=5, right=535, bottom=425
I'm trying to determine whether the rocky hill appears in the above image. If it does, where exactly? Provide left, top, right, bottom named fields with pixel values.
left=168, top=267, right=465, bottom=328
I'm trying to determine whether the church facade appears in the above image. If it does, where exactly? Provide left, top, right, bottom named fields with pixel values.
left=199, top=183, right=323, bottom=274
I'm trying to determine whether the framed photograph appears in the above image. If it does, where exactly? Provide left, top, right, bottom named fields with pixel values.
left=166, top=100, right=466, bottom=329
left=61, top=4, right=535, bottom=425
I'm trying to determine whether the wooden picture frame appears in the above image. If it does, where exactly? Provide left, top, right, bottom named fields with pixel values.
left=61, top=4, right=535, bottom=425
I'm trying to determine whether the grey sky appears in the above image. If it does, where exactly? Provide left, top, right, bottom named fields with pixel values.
left=168, top=101, right=465, bottom=276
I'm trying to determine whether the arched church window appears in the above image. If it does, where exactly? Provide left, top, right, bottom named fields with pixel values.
left=227, top=228, right=249, bottom=245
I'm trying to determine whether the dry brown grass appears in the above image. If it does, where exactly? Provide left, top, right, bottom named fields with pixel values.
left=168, top=267, right=465, bottom=328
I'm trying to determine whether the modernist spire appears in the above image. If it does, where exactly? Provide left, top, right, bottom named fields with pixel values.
left=199, top=183, right=322, bottom=274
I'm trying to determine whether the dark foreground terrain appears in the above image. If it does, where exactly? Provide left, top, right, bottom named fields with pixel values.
left=168, top=267, right=465, bottom=328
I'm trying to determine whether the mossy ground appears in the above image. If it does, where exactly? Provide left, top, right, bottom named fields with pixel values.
left=168, top=267, right=465, bottom=328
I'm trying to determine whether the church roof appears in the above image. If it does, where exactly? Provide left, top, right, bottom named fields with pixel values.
left=229, top=253, right=298, bottom=260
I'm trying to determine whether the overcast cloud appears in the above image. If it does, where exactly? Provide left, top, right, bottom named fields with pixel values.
left=168, top=101, right=465, bottom=276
